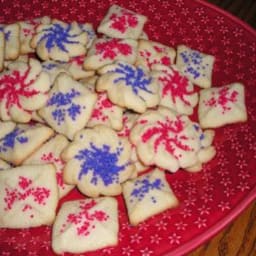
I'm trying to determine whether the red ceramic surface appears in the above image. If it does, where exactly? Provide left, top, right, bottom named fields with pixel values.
left=0, top=0, right=256, bottom=255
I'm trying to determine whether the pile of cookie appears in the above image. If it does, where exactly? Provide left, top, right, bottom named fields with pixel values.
left=0, top=4, right=247, bottom=254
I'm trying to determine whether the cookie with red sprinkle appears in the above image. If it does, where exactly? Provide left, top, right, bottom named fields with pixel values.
left=0, top=58, right=51, bottom=123
left=97, top=5, right=147, bottom=39
left=130, top=107, right=212, bottom=172
left=83, top=37, right=138, bottom=70
left=136, top=40, right=176, bottom=70
left=0, top=164, right=58, bottom=228
left=198, top=83, right=247, bottom=128
left=52, top=197, right=118, bottom=254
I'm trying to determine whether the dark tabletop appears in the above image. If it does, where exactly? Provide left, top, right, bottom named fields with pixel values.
left=207, top=0, right=256, bottom=28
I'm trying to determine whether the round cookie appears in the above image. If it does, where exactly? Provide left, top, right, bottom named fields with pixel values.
left=96, top=61, right=160, bottom=113
left=62, top=125, right=134, bottom=197
left=0, top=58, right=51, bottom=123
left=31, top=20, right=88, bottom=62
left=130, top=107, right=214, bottom=172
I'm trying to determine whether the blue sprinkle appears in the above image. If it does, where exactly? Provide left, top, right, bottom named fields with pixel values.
left=199, top=134, right=205, bottom=141
left=113, top=63, right=153, bottom=95
left=0, top=128, right=28, bottom=152
left=47, top=89, right=82, bottom=125
left=0, top=27, right=11, bottom=41
left=42, top=63, right=58, bottom=70
left=75, top=143, right=129, bottom=186
left=130, top=176, right=164, bottom=203
left=39, top=23, right=80, bottom=53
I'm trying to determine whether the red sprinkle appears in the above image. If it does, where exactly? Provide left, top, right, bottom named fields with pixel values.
left=141, top=117, right=191, bottom=158
left=110, top=10, right=138, bottom=33
left=64, top=200, right=109, bottom=236
left=95, top=39, right=132, bottom=60
left=159, top=68, right=194, bottom=105
left=0, top=68, right=38, bottom=116
left=204, top=87, right=238, bottom=114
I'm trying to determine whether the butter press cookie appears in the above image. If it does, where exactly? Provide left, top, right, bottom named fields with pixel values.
left=0, top=58, right=51, bottom=123
left=83, top=37, right=138, bottom=70
left=62, top=125, right=134, bottom=197
left=38, top=73, right=97, bottom=140
left=0, top=121, right=54, bottom=165
left=97, top=5, right=147, bottom=39
left=198, top=83, right=247, bottom=128
left=52, top=197, right=118, bottom=254
left=130, top=107, right=213, bottom=172
left=176, top=45, right=215, bottom=88
left=31, top=20, right=88, bottom=62
left=122, top=168, right=178, bottom=225
left=97, top=61, right=160, bottom=113
left=0, top=164, right=58, bottom=228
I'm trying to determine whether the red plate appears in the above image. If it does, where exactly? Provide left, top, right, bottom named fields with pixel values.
left=0, top=0, right=256, bottom=255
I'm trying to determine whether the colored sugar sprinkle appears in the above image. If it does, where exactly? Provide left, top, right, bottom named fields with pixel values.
left=139, top=49, right=171, bottom=68
left=193, top=124, right=205, bottom=141
left=61, top=200, right=109, bottom=236
left=180, top=50, right=208, bottom=79
left=4, top=176, right=50, bottom=212
left=0, top=69, right=37, bottom=114
left=75, top=142, right=128, bottom=186
left=0, top=27, right=11, bottom=41
left=39, top=23, right=80, bottom=53
left=47, top=89, right=82, bottom=125
left=141, top=117, right=191, bottom=158
left=41, top=152, right=65, bottom=189
left=110, top=9, right=138, bottom=33
left=95, top=39, right=132, bottom=60
left=91, top=93, right=113, bottom=121
left=113, top=63, right=152, bottom=95
left=130, top=176, right=164, bottom=203
left=159, top=68, right=194, bottom=105
left=204, top=87, right=238, bottom=114
left=42, top=62, right=58, bottom=70
left=0, top=128, right=28, bottom=153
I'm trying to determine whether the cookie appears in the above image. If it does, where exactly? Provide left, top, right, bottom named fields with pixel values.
left=136, top=39, right=176, bottom=70
left=62, top=125, right=134, bottom=197
left=87, top=92, right=124, bottom=131
left=31, top=20, right=88, bottom=62
left=130, top=107, right=212, bottom=172
left=19, top=16, right=51, bottom=54
left=96, top=62, right=160, bottom=113
left=83, top=37, right=138, bottom=70
left=52, top=197, right=118, bottom=254
left=38, top=73, right=97, bottom=140
left=122, top=168, right=178, bottom=225
left=0, top=164, right=58, bottom=228
left=176, top=45, right=215, bottom=88
left=0, top=122, right=54, bottom=165
left=198, top=83, right=247, bottom=128
left=0, top=31, right=4, bottom=71
left=0, top=58, right=51, bottom=123
left=0, top=23, right=20, bottom=60
left=97, top=5, right=147, bottom=39
left=152, top=64, right=198, bottom=115
left=24, top=135, right=74, bottom=199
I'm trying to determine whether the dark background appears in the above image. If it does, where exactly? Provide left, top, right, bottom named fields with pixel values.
left=208, top=0, right=256, bottom=28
